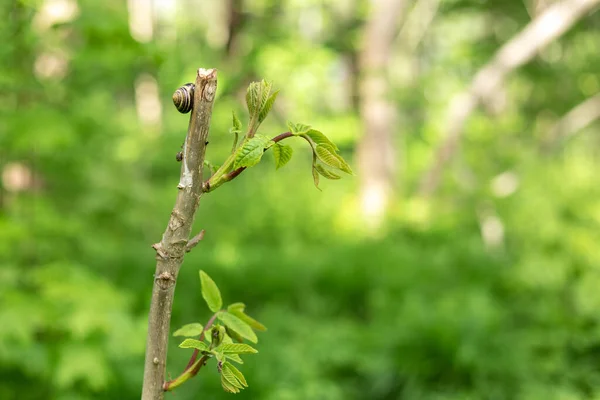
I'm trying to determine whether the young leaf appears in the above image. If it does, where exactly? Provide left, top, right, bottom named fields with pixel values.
left=287, top=121, right=311, bottom=135
left=315, top=164, right=341, bottom=180
left=203, top=160, right=219, bottom=174
left=173, top=323, right=204, bottom=337
left=305, top=129, right=339, bottom=151
left=272, top=143, right=293, bottom=170
left=218, top=311, right=258, bottom=343
left=246, top=82, right=261, bottom=115
left=226, top=353, right=244, bottom=364
left=258, top=90, right=279, bottom=123
left=336, top=154, right=354, bottom=175
left=220, top=343, right=258, bottom=354
left=225, top=326, right=245, bottom=343
left=178, top=339, right=209, bottom=351
left=199, top=270, right=222, bottom=313
left=221, top=373, right=240, bottom=393
left=213, top=349, right=226, bottom=364
left=222, top=332, right=234, bottom=345
left=227, top=302, right=246, bottom=312
left=233, top=135, right=273, bottom=170
left=312, top=166, right=321, bottom=190
left=260, top=80, right=272, bottom=108
left=231, top=110, right=242, bottom=133
left=314, top=144, right=343, bottom=170
left=229, top=309, right=267, bottom=332
left=221, top=362, right=245, bottom=390
left=224, top=362, right=248, bottom=387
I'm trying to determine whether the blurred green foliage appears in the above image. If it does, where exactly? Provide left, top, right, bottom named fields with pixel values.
left=1, top=0, right=600, bottom=399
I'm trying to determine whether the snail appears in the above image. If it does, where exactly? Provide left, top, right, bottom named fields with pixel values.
left=172, top=83, right=195, bottom=113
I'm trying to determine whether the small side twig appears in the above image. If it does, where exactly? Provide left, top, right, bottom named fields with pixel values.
left=185, top=230, right=205, bottom=252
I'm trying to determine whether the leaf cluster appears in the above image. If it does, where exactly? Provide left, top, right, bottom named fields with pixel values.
left=172, top=270, right=267, bottom=394
left=287, top=122, right=353, bottom=189
left=205, top=80, right=353, bottom=192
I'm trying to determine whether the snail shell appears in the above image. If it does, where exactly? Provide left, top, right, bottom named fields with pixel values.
left=172, top=83, right=195, bottom=113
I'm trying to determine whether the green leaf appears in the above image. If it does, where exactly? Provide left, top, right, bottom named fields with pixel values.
left=315, top=164, right=341, bottom=180
left=258, top=90, right=279, bottom=123
left=229, top=309, right=267, bottom=332
left=314, top=144, right=343, bottom=170
left=226, top=353, right=244, bottom=364
left=203, top=160, right=219, bottom=174
left=312, top=165, right=321, bottom=190
left=173, top=323, right=204, bottom=337
left=222, top=332, right=234, bottom=345
left=287, top=121, right=311, bottom=135
left=305, top=129, right=339, bottom=151
left=221, top=362, right=245, bottom=390
left=259, top=80, right=272, bottom=113
left=218, top=311, right=258, bottom=343
left=233, top=135, right=273, bottom=170
left=231, top=110, right=242, bottom=133
left=227, top=302, right=246, bottom=312
left=220, top=343, right=258, bottom=354
left=224, top=362, right=248, bottom=387
left=178, top=339, right=209, bottom=351
left=199, top=270, right=222, bottom=313
left=213, top=349, right=225, bottom=363
left=272, top=143, right=293, bottom=170
left=246, top=82, right=261, bottom=115
left=225, top=326, right=245, bottom=343
left=221, top=373, right=240, bottom=393
left=336, top=154, right=354, bottom=175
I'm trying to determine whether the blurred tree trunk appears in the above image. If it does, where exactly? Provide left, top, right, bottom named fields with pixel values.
left=357, top=0, right=408, bottom=225
left=225, top=0, right=245, bottom=57
left=417, top=0, right=600, bottom=197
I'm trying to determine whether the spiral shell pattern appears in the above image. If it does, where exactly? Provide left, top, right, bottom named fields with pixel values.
left=172, top=83, right=195, bottom=114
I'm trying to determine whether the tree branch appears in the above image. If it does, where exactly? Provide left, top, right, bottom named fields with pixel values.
left=543, top=93, right=600, bottom=151
left=141, top=68, right=218, bottom=400
left=418, top=0, right=600, bottom=196
left=185, top=229, right=205, bottom=252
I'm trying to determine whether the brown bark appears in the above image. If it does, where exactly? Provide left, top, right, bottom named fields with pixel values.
left=418, top=0, right=600, bottom=196
left=141, top=68, right=217, bottom=400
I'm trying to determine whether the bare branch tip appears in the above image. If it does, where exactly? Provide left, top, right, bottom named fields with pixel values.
left=185, top=229, right=205, bottom=252
left=197, top=68, right=217, bottom=80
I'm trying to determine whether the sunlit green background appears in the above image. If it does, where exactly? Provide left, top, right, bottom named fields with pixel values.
left=2, top=0, right=600, bottom=399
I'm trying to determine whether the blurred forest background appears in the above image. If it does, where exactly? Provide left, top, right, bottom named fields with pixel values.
left=2, top=0, right=600, bottom=399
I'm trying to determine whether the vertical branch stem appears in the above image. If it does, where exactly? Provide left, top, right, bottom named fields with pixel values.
left=141, top=68, right=218, bottom=400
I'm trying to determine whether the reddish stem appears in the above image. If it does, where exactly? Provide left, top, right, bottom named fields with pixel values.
left=183, top=312, right=220, bottom=370
left=220, top=131, right=294, bottom=183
